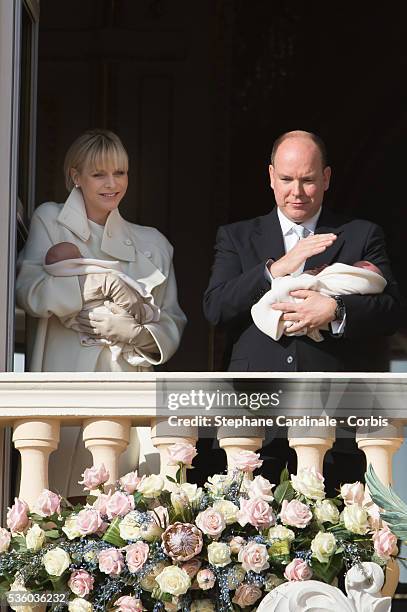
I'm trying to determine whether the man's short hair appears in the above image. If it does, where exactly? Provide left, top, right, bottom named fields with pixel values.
left=270, top=130, right=328, bottom=168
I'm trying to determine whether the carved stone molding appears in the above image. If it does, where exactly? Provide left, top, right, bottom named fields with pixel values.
left=257, top=562, right=391, bottom=612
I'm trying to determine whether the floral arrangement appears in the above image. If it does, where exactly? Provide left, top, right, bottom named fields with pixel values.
left=0, top=444, right=398, bottom=612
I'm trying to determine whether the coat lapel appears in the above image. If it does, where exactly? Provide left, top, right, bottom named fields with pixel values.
left=251, top=207, right=286, bottom=263
left=56, top=188, right=166, bottom=290
left=304, top=207, right=345, bottom=270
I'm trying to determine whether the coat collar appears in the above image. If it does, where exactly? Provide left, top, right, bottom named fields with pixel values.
left=57, top=188, right=137, bottom=261
left=252, top=205, right=345, bottom=269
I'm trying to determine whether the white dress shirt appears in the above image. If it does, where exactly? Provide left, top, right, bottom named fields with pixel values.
left=265, top=207, right=345, bottom=334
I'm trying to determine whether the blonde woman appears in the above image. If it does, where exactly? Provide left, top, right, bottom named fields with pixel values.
left=16, top=129, right=186, bottom=494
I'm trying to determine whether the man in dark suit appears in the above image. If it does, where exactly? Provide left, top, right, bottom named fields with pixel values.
left=204, top=130, right=400, bottom=372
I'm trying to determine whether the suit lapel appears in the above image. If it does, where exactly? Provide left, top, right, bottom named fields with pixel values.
left=251, top=207, right=286, bottom=263
left=304, top=207, right=345, bottom=270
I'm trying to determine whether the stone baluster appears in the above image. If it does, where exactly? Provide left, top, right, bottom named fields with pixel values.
left=13, top=419, right=60, bottom=508
left=288, top=426, right=335, bottom=474
left=82, top=418, right=131, bottom=490
left=150, top=418, right=198, bottom=490
left=217, top=425, right=265, bottom=480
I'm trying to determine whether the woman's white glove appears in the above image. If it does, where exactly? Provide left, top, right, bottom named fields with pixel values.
left=79, top=273, right=147, bottom=322
left=75, top=304, right=158, bottom=352
left=75, top=308, right=141, bottom=344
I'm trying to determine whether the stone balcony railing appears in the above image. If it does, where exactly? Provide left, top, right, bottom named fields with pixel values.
left=0, top=372, right=406, bottom=605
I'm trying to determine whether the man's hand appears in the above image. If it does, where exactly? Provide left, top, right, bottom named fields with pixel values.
left=268, top=233, right=337, bottom=277
left=272, top=289, right=337, bottom=333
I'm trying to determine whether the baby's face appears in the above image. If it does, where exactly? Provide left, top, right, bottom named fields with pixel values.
left=353, top=260, right=383, bottom=276
left=45, top=242, right=82, bottom=264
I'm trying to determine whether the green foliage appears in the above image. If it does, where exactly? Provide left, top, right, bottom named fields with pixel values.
left=365, top=464, right=407, bottom=540
left=280, top=466, right=290, bottom=483
left=102, top=517, right=127, bottom=548
left=274, top=480, right=295, bottom=505
left=311, top=553, right=343, bottom=584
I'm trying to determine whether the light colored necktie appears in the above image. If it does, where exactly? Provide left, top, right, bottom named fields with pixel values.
left=293, top=224, right=310, bottom=241
left=291, top=224, right=310, bottom=274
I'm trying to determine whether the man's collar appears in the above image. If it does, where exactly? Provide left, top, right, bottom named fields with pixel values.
left=277, top=207, right=322, bottom=235
left=56, top=188, right=137, bottom=261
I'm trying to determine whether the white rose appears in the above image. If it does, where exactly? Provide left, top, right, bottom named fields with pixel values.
left=314, top=500, right=340, bottom=524
left=291, top=467, right=325, bottom=500
left=8, top=578, right=35, bottom=612
left=68, top=598, right=93, bottom=612
left=43, top=547, right=71, bottom=576
left=226, top=564, right=246, bottom=589
left=62, top=515, right=81, bottom=540
left=137, top=475, right=164, bottom=498
left=268, top=525, right=295, bottom=542
left=247, top=475, right=274, bottom=502
left=191, top=600, right=216, bottom=612
left=26, top=523, right=45, bottom=551
left=140, top=561, right=170, bottom=592
left=310, top=532, right=336, bottom=563
left=207, top=542, right=232, bottom=567
left=205, top=474, right=231, bottom=496
left=342, top=505, right=369, bottom=535
left=180, top=483, right=203, bottom=503
left=119, top=512, right=163, bottom=542
left=212, top=500, right=239, bottom=525
left=119, top=512, right=141, bottom=541
left=155, top=566, right=191, bottom=596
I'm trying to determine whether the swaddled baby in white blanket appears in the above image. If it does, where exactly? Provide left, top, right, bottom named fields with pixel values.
left=251, top=260, right=387, bottom=342
left=44, top=242, right=160, bottom=364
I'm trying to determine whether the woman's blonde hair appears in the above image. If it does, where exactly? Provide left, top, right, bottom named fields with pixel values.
left=63, top=129, right=129, bottom=191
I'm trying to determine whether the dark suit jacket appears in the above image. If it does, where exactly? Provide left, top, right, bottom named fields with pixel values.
left=203, top=207, right=401, bottom=372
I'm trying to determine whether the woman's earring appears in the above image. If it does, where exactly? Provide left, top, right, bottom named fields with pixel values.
left=75, top=184, right=79, bottom=188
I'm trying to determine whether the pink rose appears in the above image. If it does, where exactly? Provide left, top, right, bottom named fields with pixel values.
left=93, top=491, right=112, bottom=516
left=196, top=568, right=216, bottom=590
left=238, top=497, right=275, bottom=529
left=68, top=569, right=94, bottom=597
left=76, top=508, right=104, bottom=535
left=7, top=498, right=29, bottom=532
left=167, top=443, right=197, bottom=467
left=98, top=548, right=125, bottom=575
left=125, top=541, right=149, bottom=573
left=196, top=508, right=226, bottom=538
left=229, top=536, right=246, bottom=554
left=181, top=558, right=202, bottom=578
left=238, top=541, right=270, bottom=573
left=114, top=596, right=144, bottom=612
left=0, top=527, right=11, bottom=552
left=247, top=475, right=274, bottom=501
left=284, top=558, right=313, bottom=581
left=120, top=471, right=142, bottom=494
left=232, top=450, right=263, bottom=473
left=79, top=464, right=110, bottom=490
left=340, top=482, right=365, bottom=506
left=280, top=499, right=312, bottom=529
left=373, top=528, right=397, bottom=560
left=34, top=489, right=61, bottom=517
left=366, top=503, right=384, bottom=531
left=106, top=491, right=135, bottom=519
left=232, top=584, right=262, bottom=607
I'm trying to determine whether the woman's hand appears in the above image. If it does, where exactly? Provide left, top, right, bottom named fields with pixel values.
left=75, top=306, right=142, bottom=344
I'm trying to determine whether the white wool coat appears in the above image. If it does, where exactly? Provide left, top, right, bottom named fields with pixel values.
left=16, top=188, right=187, bottom=371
